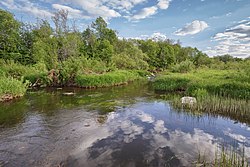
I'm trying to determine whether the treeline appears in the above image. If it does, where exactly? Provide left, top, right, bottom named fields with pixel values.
left=1, top=9, right=249, bottom=72
left=0, top=8, right=250, bottom=100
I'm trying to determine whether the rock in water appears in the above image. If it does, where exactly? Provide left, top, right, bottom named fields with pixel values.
left=181, top=96, right=197, bottom=105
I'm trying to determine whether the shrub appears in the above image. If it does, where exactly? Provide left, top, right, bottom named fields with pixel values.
left=171, top=60, right=195, bottom=73
left=75, top=70, right=139, bottom=88
left=0, top=76, right=29, bottom=101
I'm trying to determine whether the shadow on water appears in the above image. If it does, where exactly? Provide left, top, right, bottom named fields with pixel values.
left=0, top=81, right=249, bottom=167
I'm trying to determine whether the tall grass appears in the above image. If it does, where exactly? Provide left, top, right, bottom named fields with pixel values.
left=75, top=70, right=141, bottom=88
left=0, top=60, right=49, bottom=86
left=153, top=69, right=250, bottom=100
left=160, top=93, right=250, bottom=124
left=197, top=146, right=248, bottom=167
left=0, top=77, right=28, bottom=102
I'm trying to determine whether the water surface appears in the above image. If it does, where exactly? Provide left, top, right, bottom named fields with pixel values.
left=0, top=81, right=249, bottom=167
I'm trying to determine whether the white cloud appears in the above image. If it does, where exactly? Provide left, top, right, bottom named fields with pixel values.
left=52, top=4, right=90, bottom=19
left=2, top=0, right=172, bottom=21
left=1, top=0, right=53, bottom=18
left=128, top=0, right=171, bottom=20
left=157, top=0, right=171, bottom=9
left=205, top=18, right=250, bottom=58
left=124, top=32, right=167, bottom=41
left=102, top=0, right=147, bottom=12
left=131, top=6, right=158, bottom=20
left=175, top=20, right=209, bottom=36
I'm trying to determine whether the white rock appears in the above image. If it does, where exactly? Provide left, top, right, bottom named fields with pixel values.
left=181, top=96, right=197, bottom=105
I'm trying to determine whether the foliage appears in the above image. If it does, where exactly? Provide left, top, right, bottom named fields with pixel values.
left=0, top=76, right=28, bottom=101
left=171, top=60, right=195, bottom=73
left=112, top=40, right=148, bottom=70
left=75, top=70, right=140, bottom=88
left=0, top=9, right=21, bottom=62
left=58, top=56, right=108, bottom=85
left=0, top=8, right=250, bottom=102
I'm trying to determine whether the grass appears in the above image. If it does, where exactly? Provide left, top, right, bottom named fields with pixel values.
left=197, top=146, right=248, bottom=167
left=153, top=69, right=250, bottom=100
left=75, top=70, right=141, bottom=88
left=159, top=93, right=250, bottom=124
left=0, top=77, right=28, bottom=102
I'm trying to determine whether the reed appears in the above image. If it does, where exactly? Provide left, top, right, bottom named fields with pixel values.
left=161, top=93, right=250, bottom=124
left=197, top=146, right=248, bottom=167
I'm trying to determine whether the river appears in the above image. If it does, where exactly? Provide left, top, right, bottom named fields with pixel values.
left=0, top=81, right=249, bottom=167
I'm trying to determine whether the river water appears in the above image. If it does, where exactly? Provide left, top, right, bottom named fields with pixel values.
left=0, top=81, right=249, bottom=167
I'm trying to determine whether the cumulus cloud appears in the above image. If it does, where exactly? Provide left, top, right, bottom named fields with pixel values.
left=129, top=0, right=171, bottom=20
left=1, top=0, right=53, bottom=18
left=131, top=6, right=158, bottom=20
left=175, top=20, right=209, bottom=36
left=1, top=0, right=172, bottom=21
left=205, top=18, right=250, bottom=58
left=157, top=0, right=171, bottom=9
left=102, top=0, right=147, bottom=12
left=52, top=4, right=90, bottom=19
left=124, top=32, right=167, bottom=41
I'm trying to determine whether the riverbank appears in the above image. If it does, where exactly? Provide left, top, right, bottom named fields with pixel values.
left=0, top=69, right=147, bottom=102
left=153, top=69, right=250, bottom=100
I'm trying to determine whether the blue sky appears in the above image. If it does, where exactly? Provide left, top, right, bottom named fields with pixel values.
left=1, top=0, right=250, bottom=58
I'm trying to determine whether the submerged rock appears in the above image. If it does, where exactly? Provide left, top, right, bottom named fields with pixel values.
left=181, top=96, right=197, bottom=105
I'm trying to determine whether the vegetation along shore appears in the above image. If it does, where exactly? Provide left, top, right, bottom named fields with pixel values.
left=0, top=8, right=249, bottom=104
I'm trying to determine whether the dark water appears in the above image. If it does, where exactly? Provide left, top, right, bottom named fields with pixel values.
left=0, top=81, right=249, bottom=167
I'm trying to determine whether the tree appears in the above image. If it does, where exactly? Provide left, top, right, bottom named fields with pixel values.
left=95, top=39, right=114, bottom=64
left=52, top=9, right=69, bottom=36
left=32, top=20, right=58, bottom=69
left=112, top=40, right=148, bottom=70
left=91, top=17, right=118, bottom=44
left=157, top=42, right=176, bottom=69
left=138, top=39, right=160, bottom=69
left=0, top=9, right=21, bottom=61
left=82, top=27, right=97, bottom=58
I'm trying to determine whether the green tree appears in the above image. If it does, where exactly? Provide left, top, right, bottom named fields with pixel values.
left=0, top=9, right=21, bottom=61
left=95, top=39, right=114, bottom=64
left=32, top=20, right=58, bottom=69
left=91, top=17, right=118, bottom=44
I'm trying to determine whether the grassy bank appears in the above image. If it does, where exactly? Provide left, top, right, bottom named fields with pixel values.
left=0, top=77, right=28, bottom=102
left=153, top=69, right=250, bottom=100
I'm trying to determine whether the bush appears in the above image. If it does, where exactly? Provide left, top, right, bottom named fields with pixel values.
left=0, top=76, right=28, bottom=101
left=171, top=60, right=195, bottom=73
left=0, top=60, right=48, bottom=85
left=75, top=70, right=140, bottom=88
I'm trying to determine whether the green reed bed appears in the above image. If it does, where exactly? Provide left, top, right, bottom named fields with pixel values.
left=75, top=70, right=141, bottom=88
left=197, top=146, right=248, bottom=167
left=153, top=69, right=250, bottom=100
left=162, top=94, right=250, bottom=124
left=0, top=77, right=28, bottom=102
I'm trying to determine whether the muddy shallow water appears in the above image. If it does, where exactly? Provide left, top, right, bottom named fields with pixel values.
left=0, top=81, right=249, bottom=167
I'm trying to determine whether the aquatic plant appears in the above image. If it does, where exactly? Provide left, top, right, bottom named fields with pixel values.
left=196, top=146, right=248, bottom=167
